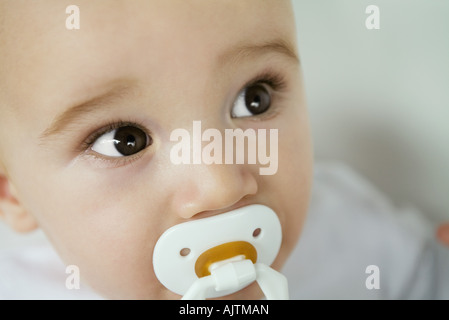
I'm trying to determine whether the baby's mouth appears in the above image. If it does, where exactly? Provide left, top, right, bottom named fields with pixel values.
left=152, top=204, right=288, bottom=300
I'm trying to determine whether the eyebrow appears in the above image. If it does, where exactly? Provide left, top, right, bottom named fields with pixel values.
left=218, top=38, right=300, bottom=66
left=40, top=84, right=136, bottom=140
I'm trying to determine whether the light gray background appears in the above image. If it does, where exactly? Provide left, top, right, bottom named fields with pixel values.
left=1, top=0, right=449, bottom=249
left=293, top=0, right=449, bottom=222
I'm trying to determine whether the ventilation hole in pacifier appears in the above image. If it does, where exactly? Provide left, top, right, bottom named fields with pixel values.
left=180, top=248, right=191, bottom=257
left=252, top=228, right=262, bottom=238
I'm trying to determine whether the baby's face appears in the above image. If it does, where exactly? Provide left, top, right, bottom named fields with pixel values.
left=0, top=0, right=312, bottom=299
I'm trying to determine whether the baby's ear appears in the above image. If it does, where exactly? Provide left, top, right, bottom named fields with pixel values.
left=0, top=172, right=38, bottom=233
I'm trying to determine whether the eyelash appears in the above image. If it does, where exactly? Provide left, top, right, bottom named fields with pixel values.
left=246, top=71, right=287, bottom=92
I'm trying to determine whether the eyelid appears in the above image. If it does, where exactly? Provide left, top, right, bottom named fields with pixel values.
left=79, top=149, right=147, bottom=169
left=243, top=70, right=287, bottom=92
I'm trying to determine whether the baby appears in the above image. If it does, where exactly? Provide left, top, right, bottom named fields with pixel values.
left=0, top=0, right=448, bottom=300
left=0, top=0, right=311, bottom=299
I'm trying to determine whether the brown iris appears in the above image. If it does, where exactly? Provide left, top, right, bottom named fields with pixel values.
left=113, top=126, right=151, bottom=156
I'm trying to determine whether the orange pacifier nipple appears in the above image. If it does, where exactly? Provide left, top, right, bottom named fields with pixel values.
left=195, top=241, right=257, bottom=278
left=152, top=204, right=288, bottom=300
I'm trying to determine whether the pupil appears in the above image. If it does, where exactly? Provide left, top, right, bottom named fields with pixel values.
left=126, top=135, right=136, bottom=147
left=113, top=126, right=150, bottom=156
left=250, top=96, right=261, bottom=109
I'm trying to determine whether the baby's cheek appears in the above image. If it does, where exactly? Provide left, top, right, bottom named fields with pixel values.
left=50, top=203, right=165, bottom=298
left=23, top=169, right=167, bottom=298
left=274, top=120, right=312, bottom=256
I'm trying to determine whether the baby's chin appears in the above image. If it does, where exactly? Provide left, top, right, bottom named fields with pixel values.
left=91, top=275, right=263, bottom=300
left=89, top=281, right=178, bottom=300
left=214, top=282, right=265, bottom=300
left=103, top=259, right=286, bottom=300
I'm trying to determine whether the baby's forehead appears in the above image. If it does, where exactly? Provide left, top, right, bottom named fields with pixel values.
left=0, top=1, right=296, bottom=119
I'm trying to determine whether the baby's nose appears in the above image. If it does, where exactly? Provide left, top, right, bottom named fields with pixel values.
left=170, top=162, right=258, bottom=220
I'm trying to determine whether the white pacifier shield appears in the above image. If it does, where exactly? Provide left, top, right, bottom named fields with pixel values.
left=152, top=204, right=282, bottom=298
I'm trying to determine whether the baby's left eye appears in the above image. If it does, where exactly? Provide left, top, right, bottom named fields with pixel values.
left=231, top=83, right=272, bottom=118
left=91, top=126, right=152, bottom=157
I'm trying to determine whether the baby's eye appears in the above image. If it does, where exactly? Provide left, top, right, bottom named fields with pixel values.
left=91, top=126, right=152, bottom=157
left=231, top=83, right=272, bottom=118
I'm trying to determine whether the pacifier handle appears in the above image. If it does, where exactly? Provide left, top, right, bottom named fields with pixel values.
left=254, top=263, right=289, bottom=300
left=181, top=259, right=289, bottom=300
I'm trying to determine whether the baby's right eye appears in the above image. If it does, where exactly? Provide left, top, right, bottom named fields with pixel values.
left=91, top=125, right=152, bottom=157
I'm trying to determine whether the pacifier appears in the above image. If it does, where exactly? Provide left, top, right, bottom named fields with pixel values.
left=152, top=204, right=288, bottom=300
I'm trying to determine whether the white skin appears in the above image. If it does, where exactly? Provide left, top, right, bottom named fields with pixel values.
left=0, top=0, right=313, bottom=299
